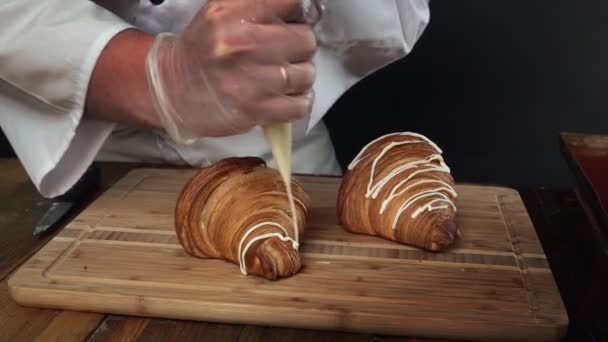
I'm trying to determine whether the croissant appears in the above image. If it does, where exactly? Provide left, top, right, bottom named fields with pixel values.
left=337, top=132, right=461, bottom=252
left=174, top=157, right=310, bottom=280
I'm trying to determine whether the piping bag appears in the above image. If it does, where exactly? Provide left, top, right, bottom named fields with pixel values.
left=261, top=0, right=325, bottom=244
left=262, top=123, right=300, bottom=243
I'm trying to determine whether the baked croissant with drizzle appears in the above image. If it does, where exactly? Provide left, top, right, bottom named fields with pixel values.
left=337, top=132, right=461, bottom=252
left=174, top=157, right=310, bottom=280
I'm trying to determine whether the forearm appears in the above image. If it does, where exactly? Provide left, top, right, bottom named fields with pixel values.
left=85, top=28, right=161, bottom=128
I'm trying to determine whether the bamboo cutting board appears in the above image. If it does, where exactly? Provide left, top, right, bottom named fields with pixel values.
left=8, top=168, right=567, bottom=341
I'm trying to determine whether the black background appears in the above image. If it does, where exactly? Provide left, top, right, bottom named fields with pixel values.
left=2, top=0, right=608, bottom=189
left=324, top=0, right=608, bottom=188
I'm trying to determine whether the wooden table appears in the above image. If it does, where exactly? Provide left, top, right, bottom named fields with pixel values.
left=0, top=158, right=606, bottom=342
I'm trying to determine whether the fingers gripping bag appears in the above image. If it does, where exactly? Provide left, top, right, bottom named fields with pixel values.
left=145, top=0, right=430, bottom=144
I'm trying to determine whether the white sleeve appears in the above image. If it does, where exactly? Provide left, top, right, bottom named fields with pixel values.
left=0, top=0, right=134, bottom=198
left=302, top=0, right=430, bottom=135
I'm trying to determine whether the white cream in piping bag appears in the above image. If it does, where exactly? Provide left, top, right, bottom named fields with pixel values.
left=262, top=123, right=298, bottom=241
left=349, top=132, right=457, bottom=229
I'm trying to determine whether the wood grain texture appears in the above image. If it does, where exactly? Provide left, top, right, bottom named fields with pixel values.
left=522, top=188, right=608, bottom=341
left=7, top=168, right=568, bottom=341
left=34, top=311, right=103, bottom=342
left=135, top=319, right=244, bottom=341
left=0, top=160, right=53, bottom=280
left=236, top=325, right=372, bottom=342
left=87, top=316, right=149, bottom=342
left=0, top=160, right=108, bottom=342
left=0, top=281, right=61, bottom=342
left=0, top=276, right=103, bottom=342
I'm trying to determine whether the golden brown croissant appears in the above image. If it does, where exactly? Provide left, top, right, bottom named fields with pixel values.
left=174, top=157, right=310, bottom=280
left=337, top=132, right=461, bottom=252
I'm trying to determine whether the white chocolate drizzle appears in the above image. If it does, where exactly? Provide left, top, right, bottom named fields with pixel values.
left=348, top=132, right=458, bottom=230
left=367, top=154, right=448, bottom=199
left=380, top=179, right=457, bottom=214
left=238, top=221, right=298, bottom=275
left=392, top=190, right=457, bottom=229
left=349, top=132, right=444, bottom=170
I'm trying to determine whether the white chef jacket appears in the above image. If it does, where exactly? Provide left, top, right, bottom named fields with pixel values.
left=0, top=0, right=430, bottom=198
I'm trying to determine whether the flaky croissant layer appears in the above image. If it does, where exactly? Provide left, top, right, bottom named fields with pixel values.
left=174, top=157, right=310, bottom=280
left=337, top=132, right=461, bottom=251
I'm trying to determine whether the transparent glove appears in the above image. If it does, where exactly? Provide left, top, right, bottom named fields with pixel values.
left=145, top=0, right=325, bottom=145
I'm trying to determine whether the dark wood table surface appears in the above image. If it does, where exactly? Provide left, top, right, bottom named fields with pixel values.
left=1, top=158, right=606, bottom=342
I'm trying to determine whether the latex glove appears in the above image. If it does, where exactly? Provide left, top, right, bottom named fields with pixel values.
left=145, top=0, right=325, bottom=144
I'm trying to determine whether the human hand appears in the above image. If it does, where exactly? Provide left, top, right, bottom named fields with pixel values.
left=145, top=0, right=324, bottom=144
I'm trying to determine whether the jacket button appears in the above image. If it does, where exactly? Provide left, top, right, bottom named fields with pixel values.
left=150, top=0, right=164, bottom=4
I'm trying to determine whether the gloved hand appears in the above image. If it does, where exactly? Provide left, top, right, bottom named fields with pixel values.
left=145, top=0, right=325, bottom=145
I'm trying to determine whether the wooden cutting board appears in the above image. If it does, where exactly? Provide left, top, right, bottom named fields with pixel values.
left=8, top=168, right=568, bottom=341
